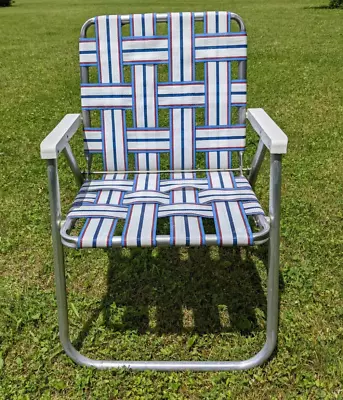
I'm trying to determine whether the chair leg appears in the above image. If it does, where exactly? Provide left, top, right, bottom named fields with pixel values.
left=251, top=153, right=282, bottom=363
left=46, top=155, right=282, bottom=371
left=47, top=159, right=72, bottom=356
left=47, top=159, right=94, bottom=365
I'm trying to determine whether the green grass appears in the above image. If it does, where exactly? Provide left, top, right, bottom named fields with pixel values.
left=1, top=0, right=343, bottom=398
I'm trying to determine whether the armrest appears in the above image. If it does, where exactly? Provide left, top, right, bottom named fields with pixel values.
left=247, top=108, right=288, bottom=154
left=40, top=114, right=81, bottom=159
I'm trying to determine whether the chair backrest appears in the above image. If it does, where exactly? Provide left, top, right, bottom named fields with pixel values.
left=79, top=12, right=247, bottom=172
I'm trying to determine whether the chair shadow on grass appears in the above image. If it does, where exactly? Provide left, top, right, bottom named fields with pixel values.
left=303, top=5, right=341, bottom=9
left=74, top=243, right=285, bottom=350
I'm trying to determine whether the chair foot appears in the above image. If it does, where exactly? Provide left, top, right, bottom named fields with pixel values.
left=59, top=334, right=276, bottom=371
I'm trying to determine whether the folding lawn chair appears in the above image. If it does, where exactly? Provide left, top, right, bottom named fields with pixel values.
left=40, top=11, right=288, bottom=370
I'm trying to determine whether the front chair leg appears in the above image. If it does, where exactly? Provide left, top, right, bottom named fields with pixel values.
left=47, top=158, right=109, bottom=366
left=47, top=159, right=77, bottom=361
left=264, top=153, right=282, bottom=357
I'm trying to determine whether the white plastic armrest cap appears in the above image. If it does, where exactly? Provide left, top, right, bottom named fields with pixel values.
left=247, top=108, right=288, bottom=154
left=40, top=114, right=81, bottom=159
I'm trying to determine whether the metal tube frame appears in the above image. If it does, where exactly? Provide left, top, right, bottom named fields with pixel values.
left=45, top=11, right=283, bottom=371
left=248, top=138, right=267, bottom=188
left=60, top=214, right=270, bottom=248
left=62, top=143, right=84, bottom=187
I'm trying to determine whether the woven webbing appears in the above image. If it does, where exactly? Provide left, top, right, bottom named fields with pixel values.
left=80, top=12, right=247, bottom=172
left=67, top=173, right=263, bottom=248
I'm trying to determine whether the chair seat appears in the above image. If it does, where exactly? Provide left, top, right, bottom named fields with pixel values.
left=61, top=171, right=266, bottom=248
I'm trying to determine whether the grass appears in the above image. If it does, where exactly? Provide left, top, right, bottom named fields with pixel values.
left=1, top=0, right=343, bottom=398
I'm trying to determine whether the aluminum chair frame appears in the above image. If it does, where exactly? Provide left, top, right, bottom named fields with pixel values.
left=41, top=12, right=288, bottom=371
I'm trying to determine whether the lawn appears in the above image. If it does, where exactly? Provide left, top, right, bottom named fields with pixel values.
left=1, top=0, right=343, bottom=398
